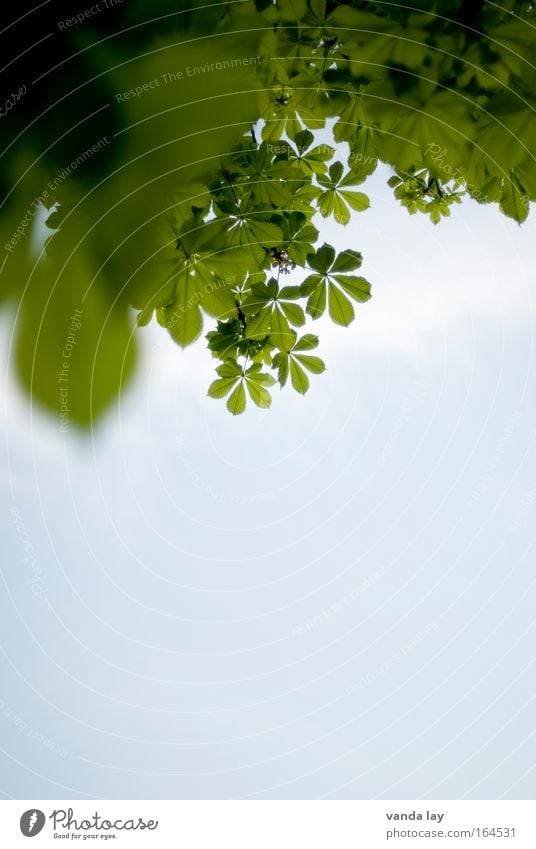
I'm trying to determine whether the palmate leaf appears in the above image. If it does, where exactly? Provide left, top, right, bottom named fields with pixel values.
left=270, top=211, right=319, bottom=265
left=193, top=267, right=238, bottom=319
left=232, top=141, right=301, bottom=207
left=388, top=168, right=465, bottom=222
left=289, top=129, right=335, bottom=176
left=129, top=226, right=186, bottom=322
left=147, top=230, right=244, bottom=345
left=332, top=89, right=374, bottom=145
left=259, top=85, right=303, bottom=142
left=328, top=7, right=435, bottom=72
left=308, top=243, right=336, bottom=273
left=155, top=260, right=238, bottom=347
left=473, top=92, right=534, bottom=179
left=206, top=318, right=275, bottom=367
left=241, top=278, right=278, bottom=312
left=317, top=162, right=370, bottom=224
left=242, top=278, right=305, bottom=347
left=302, top=244, right=371, bottom=326
left=206, top=319, right=244, bottom=361
left=272, top=332, right=326, bottom=395
left=374, top=84, right=474, bottom=175
left=287, top=182, right=323, bottom=215
left=174, top=217, right=256, bottom=287
left=245, top=308, right=272, bottom=339
left=222, top=215, right=283, bottom=265
left=291, top=73, right=332, bottom=131
left=211, top=193, right=285, bottom=264
left=208, top=360, right=276, bottom=415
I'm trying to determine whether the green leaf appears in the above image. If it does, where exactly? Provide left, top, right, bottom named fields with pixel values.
left=270, top=307, right=295, bottom=350
left=245, top=380, right=272, bottom=408
left=248, top=369, right=276, bottom=388
left=300, top=273, right=323, bottom=295
left=227, top=381, right=247, bottom=415
left=166, top=302, right=204, bottom=346
left=293, top=129, right=315, bottom=151
left=245, top=308, right=273, bottom=340
left=306, top=283, right=327, bottom=319
left=335, top=274, right=371, bottom=302
left=293, top=333, right=319, bottom=351
left=277, top=0, right=307, bottom=20
left=333, top=193, right=351, bottom=225
left=165, top=272, right=204, bottom=347
left=208, top=377, right=239, bottom=399
left=136, top=306, right=154, bottom=327
left=200, top=280, right=237, bottom=319
left=279, top=285, right=302, bottom=300
left=245, top=218, right=284, bottom=246
left=290, top=358, right=310, bottom=394
left=280, top=301, right=306, bottom=326
left=500, top=176, right=529, bottom=224
left=308, top=243, right=336, bottom=273
left=329, top=161, right=344, bottom=184
left=171, top=182, right=212, bottom=227
left=317, top=190, right=336, bottom=219
left=272, top=332, right=325, bottom=394
left=317, top=164, right=370, bottom=222
left=347, top=126, right=378, bottom=180
left=295, top=354, right=325, bottom=374
left=216, top=359, right=243, bottom=379
left=14, top=256, right=137, bottom=427
left=328, top=283, right=354, bottom=326
left=309, top=0, right=326, bottom=22
left=289, top=131, right=335, bottom=175
left=331, top=249, right=363, bottom=273
left=276, top=354, right=290, bottom=386
left=271, top=212, right=319, bottom=266
left=340, top=190, right=370, bottom=212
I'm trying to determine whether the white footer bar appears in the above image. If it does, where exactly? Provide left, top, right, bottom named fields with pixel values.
left=1, top=800, right=535, bottom=847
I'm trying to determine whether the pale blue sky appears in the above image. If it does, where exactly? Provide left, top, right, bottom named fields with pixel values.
left=1, top=165, right=535, bottom=799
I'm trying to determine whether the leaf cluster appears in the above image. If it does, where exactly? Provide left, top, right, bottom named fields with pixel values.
left=0, top=0, right=533, bottom=422
left=132, top=131, right=371, bottom=413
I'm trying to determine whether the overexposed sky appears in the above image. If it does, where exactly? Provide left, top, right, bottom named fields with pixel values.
left=1, top=166, right=535, bottom=800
